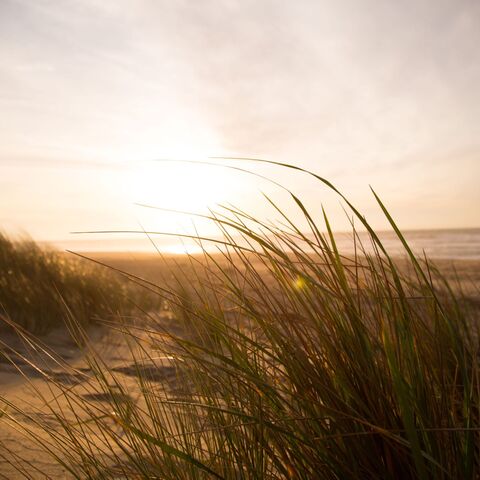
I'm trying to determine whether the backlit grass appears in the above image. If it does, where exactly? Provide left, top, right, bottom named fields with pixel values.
left=1, top=163, right=478, bottom=479
left=0, top=233, right=151, bottom=333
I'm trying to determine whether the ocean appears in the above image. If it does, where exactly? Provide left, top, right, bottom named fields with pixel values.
left=48, top=228, right=480, bottom=260
left=332, top=228, right=480, bottom=261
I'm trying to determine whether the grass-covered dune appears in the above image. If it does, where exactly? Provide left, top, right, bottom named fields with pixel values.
left=1, top=163, right=479, bottom=479
left=0, top=233, right=151, bottom=333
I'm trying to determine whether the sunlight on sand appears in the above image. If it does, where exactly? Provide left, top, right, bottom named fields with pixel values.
left=161, top=243, right=204, bottom=255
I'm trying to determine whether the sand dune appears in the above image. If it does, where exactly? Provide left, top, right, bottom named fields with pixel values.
left=1, top=256, right=478, bottom=478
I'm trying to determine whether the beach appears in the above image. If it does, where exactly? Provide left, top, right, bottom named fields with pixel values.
left=1, top=248, right=478, bottom=478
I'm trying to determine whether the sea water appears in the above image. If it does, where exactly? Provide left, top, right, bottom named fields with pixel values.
left=50, top=228, right=480, bottom=260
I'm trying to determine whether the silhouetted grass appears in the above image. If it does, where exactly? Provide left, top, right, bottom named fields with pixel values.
left=0, top=234, right=149, bottom=333
left=1, top=163, right=479, bottom=479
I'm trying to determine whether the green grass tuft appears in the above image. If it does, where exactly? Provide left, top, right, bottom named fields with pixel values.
left=0, top=233, right=150, bottom=333
left=1, top=163, right=479, bottom=479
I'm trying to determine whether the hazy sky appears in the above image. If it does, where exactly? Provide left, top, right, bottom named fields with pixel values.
left=1, top=0, right=479, bottom=248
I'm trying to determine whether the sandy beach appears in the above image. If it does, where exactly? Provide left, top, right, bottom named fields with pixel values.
left=0, top=306, right=183, bottom=478
left=0, top=253, right=478, bottom=477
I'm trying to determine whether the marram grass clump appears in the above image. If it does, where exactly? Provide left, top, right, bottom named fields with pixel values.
left=1, top=163, right=479, bottom=479
left=0, top=233, right=149, bottom=333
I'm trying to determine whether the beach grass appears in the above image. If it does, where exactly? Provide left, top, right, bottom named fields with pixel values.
left=0, top=164, right=479, bottom=479
left=0, top=233, right=154, bottom=334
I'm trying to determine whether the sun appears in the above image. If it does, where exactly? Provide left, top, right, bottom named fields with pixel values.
left=120, top=151, right=243, bottom=245
left=128, top=159, right=233, bottom=212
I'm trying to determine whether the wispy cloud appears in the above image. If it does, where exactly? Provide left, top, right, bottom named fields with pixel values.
left=0, top=0, right=479, bottom=238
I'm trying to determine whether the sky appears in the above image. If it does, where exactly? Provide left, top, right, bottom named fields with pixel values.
left=1, top=0, right=479, bottom=250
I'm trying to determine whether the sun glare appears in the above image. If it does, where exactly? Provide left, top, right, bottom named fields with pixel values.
left=162, top=243, right=204, bottom=255
left=120, top=150, right=244, bottom=248
left=128, top=159, right=233, bottom=211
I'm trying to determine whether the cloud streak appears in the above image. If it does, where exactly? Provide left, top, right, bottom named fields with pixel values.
left=0, top=0, right=479, bottom=239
